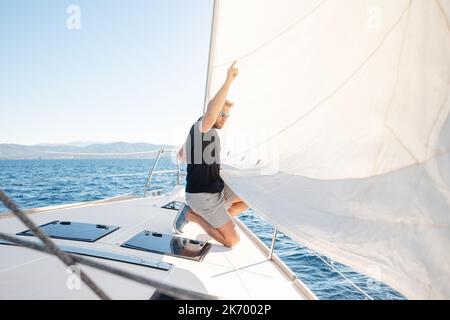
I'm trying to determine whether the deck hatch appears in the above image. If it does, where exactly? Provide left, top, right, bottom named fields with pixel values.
left=16, top=220, right=120, bottom=242
left=121, top=231, right=211, bottom=262
left=161, top=201, right=184, bottom=211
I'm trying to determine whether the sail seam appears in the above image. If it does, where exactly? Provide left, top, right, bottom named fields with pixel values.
left=436, top=0, right=450, bottom=32
left=373, top=0, right=413, bottom=174
left=384, top=125, right=419, bottom=163
left=425, top=79, right=450, bottom=157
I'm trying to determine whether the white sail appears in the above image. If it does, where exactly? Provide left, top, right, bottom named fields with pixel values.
left=207, top=0, right=450, bottom=299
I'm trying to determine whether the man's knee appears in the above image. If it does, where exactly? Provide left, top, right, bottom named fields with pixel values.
left=218, top=220, right=240, bottom=247
left=223, top=232, right=240, bottom=248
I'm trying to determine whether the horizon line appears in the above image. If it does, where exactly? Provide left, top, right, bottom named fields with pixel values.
left=0, top=141, right=176, bottom=147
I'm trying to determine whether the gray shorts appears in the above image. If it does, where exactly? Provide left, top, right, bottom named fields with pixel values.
left=185, top=184, right=238, bottom=228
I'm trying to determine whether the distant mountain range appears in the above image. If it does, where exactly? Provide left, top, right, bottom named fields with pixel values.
left=0, top=142, right=175, bottom=160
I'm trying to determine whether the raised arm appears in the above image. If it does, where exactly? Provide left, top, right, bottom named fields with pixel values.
left=201, top=61, right=239, bottom=133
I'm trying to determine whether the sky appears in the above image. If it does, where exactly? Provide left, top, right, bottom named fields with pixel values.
left=0, top=0, right=213, bottom=146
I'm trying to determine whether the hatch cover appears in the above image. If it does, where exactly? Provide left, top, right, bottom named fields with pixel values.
left=161, top=201, right=184, bottom=211
left=16, top=221, right=120, bottom=242
left=121, top=231, right=211, bottom=262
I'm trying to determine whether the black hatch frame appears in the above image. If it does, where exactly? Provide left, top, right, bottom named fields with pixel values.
left=121, top=230, right=211, bottom=262
left=161, top=201, right=185, bottom=211
left=16, top=220, right=120, bottom=242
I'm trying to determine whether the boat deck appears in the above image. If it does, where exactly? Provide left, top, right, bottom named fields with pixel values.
left=0, top=187, right=315, bottom=300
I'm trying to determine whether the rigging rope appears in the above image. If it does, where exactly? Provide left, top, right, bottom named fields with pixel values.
left=310, top=249, right=374, bottom=300
left=0, top=189, right=110, bottom=300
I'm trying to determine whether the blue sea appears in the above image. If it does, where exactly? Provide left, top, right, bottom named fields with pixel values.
left=0, top=159, right=404, bottom=300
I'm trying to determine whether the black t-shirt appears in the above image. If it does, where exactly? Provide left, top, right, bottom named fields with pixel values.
left=185, top=118, right=224, bottom=194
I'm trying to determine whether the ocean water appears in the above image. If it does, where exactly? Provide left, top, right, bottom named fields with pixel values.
left=0, top=159, right=404, bottom=300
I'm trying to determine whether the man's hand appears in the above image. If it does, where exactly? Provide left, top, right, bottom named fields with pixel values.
left=226, top=61, right=239, bottom=84
left=201, top=60, right=238, bottom=133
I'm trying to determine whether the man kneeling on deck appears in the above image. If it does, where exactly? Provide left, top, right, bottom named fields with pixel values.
left=173, top=61, right=248, bottom=248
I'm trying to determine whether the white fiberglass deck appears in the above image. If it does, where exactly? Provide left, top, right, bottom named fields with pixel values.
left=0, top=187, right=315, bottom=300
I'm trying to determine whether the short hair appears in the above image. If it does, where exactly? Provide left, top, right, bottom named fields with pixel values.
left=225, top=100, right=234, bottom=107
